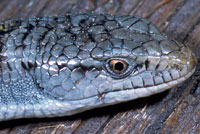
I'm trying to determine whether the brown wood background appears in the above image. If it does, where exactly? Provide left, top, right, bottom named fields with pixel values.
left=0, top=0, right=200, bottom=133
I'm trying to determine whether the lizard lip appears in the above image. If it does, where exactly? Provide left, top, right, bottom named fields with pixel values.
left=101, top=67, right=196, bottom=104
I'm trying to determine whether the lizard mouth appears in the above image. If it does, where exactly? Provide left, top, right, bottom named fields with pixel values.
left=100, top=67, right=196, bottom=104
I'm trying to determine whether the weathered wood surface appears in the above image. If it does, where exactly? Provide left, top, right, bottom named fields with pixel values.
left=0, top=0, right=199, bottom=133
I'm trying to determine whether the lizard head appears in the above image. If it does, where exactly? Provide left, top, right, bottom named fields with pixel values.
left=35, top=14, right=196, bottom=109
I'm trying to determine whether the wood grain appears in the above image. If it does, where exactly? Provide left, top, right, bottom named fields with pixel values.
left=0, top=0, right=199, bottom=134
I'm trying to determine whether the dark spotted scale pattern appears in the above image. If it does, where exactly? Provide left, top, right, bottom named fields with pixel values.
left=0, top=13, right=197, bottom=121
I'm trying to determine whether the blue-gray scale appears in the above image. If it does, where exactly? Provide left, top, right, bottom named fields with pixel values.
left=0, top=13, right=197, bottom=121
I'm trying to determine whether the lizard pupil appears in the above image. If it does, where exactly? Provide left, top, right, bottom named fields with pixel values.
left=114, top=62, right=124, bottom=71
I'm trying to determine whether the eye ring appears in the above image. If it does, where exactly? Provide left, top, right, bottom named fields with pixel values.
left=109, top=59, right=128, bottom=73
left=105, top=58, right=142, bottom=79
left=104, top=58, right=134, bottom=79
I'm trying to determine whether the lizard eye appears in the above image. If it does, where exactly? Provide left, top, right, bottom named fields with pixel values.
left=105, top=58, right=135, bottom=79
left=110, top=59, right=128, bottom=73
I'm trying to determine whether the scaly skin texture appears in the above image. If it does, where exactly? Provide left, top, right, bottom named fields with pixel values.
left=0, top=13, right=197, bottom=121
